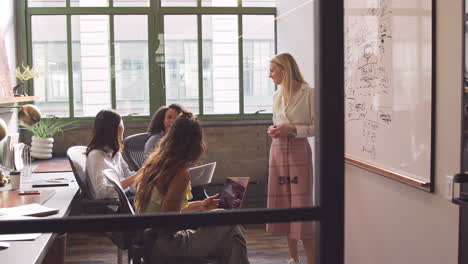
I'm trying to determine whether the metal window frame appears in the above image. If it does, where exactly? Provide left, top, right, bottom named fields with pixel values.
left=23, top=0, right=276, bottom=120
left=9, top=1, right=345, bottom=263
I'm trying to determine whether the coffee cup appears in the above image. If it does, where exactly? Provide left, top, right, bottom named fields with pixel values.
left=9, top=171, right=21, bottom=190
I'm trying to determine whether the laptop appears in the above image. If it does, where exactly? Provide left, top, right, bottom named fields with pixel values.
left=218, top=177, right=250, bottom=209
left=188, top=162, right=216, bottom=187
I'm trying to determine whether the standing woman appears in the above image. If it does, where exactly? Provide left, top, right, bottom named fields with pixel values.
left=267, top=53, right=315, bottom=264
left=143, top=103, right=187, bottom=160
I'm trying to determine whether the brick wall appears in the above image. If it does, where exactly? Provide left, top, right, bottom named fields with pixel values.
left=20, top=120, right=273, bottom=207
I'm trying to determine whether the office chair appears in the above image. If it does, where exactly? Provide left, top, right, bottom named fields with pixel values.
left=67, top=146, right=119, bottom=214
left=104, top=170, right=211, bottom=264
left=103, top=169, right=140, bottom=264
left=123, top=132, right=209, bottom=202
left=123, top=133, right=150, bottom=170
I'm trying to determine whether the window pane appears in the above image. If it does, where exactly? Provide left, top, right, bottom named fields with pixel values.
left=202, top=0, right=237, bottom=7
left=161, top=0, right=197, bottom=7
left=243, top=0, right=275, bottom=7
left=243, top=15, right=275, bottom=113
left=164, top=15, right=199, bottom=114
left=28, top=0, right=65, bottom=7
left=114, top=15, right=149, bottom=116
left=203, top=15, right=239, bottom=114
left=31, top=15, right=70, bottom=117
left=72, top=15, right=111, bottom=117
left=113, top=0, right=149, bottom=6
left=70, top=0, right=108, bottom=7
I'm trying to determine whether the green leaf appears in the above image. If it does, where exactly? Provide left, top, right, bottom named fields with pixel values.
left=21, top=118, right=78, bottom=138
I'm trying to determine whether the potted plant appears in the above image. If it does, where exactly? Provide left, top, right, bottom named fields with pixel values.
left=23, top=116, right=77, bottom=159
left=14, top=64, right=39, bottom=97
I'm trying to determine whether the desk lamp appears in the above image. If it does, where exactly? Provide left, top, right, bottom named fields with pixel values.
left=0, top=104, right=41, bottom=141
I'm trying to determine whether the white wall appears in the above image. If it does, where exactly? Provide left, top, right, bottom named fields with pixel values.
left=0, top=0, right=18, bottom=134
left=276, top=0, right=315, bottom=85
left=345, top=1, right=461, bottom=263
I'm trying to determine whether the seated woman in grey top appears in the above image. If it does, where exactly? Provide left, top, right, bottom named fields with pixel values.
left=143, top=103, right=188, bottom=160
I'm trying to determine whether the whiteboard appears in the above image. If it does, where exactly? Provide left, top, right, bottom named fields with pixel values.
left=344, top=0, right=434, bottom=188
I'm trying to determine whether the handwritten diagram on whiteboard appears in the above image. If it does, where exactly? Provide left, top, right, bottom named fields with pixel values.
left=345, top=0, right=433, bottom=186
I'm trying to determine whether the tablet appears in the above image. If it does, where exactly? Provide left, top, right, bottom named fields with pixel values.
left=218, top=177, right=250, bottom=209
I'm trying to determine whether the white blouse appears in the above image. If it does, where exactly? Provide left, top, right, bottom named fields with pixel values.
left=272, top=83, right=315, bottom=138
left=86, top=149, right=134, bottom=199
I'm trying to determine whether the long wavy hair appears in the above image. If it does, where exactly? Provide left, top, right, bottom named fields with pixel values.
left=135, top=112, right=205, bottom=213
left=146, top=103, right=187, bottom=135
left=271, top=53, right=306, bottom=111
left=86, top=109, right=122, bottom=158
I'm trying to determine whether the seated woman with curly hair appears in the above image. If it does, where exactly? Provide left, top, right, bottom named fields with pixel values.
left=134, top=112, right=250, bottom=264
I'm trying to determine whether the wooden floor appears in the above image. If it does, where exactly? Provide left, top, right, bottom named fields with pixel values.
left=65, top=224, right=306, bottom=264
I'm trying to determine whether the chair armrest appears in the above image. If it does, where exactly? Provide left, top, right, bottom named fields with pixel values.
left=81, top=198, right=119, bottom=206
left=79, top=198, right=119, bottom=215
left=106, top=204, right=119, bottom=214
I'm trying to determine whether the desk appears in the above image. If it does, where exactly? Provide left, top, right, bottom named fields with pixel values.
left=0, top=171, right=79, bottom=264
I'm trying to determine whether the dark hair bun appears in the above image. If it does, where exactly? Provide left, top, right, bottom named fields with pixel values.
left=180, top=111, right=193, bottom=118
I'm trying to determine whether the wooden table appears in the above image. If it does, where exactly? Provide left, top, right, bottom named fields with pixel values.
left=0, top=169, right=79, bottom=264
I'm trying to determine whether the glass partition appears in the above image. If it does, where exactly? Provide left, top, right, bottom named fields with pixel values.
left=0, top=0, right=347, bottom=263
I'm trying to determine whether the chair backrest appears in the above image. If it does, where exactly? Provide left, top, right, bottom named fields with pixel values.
left=123, top=133, right=150, bottom=170
left=67, top=146, right=91, bottom=198
left=104, top=169, right=135, bottom=215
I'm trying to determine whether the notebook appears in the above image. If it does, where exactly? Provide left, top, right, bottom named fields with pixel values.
left=188, top=162, right=216, bottom=187
left=32, top=160, right=73, bottom=173
left=218, top=177, right=250, bottom=209
left=0, top=203, right=59, bottom=217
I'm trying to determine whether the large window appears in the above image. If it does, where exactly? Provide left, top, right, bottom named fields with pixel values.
left=25, top=0, right=276, bottom=119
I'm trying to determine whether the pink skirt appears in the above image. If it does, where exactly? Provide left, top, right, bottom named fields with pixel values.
left=266, top=136, right=314, bottom=240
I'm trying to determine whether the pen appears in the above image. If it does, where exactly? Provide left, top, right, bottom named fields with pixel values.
left=32, top=183, right=69, bottom=188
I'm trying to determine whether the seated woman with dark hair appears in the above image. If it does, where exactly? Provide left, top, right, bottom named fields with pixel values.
left=86, top=109, right=137, bottom=200
left=135, top=113, right=249, bottom=264
left=143, top=103, right=188, bottom=160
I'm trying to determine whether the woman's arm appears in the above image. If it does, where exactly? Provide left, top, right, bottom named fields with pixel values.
left=120, top=173, right=137, bottom=189
left=294, top=88, right=315, bottom=138
left=182, top=194, right=220, bottom=212
left=270, top=88, right=315, bottom=138
left=183, top=200, right=204, bottom=212
left=119, top=152, right=134, bottom=178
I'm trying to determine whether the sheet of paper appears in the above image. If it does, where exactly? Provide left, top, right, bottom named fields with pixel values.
left=0, top=233, right=42, bottom=241
left=0, top=203, right=59, bottom=217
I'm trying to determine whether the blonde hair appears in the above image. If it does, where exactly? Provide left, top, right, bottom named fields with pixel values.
left=271, top=53, right=306, bottom=111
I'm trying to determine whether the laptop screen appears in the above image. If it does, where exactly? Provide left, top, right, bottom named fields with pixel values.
left=188, top=162, right=216, bottom=187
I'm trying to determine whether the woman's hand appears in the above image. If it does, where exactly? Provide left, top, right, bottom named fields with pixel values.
left=267, top=125, right=276, bottom=137
left=268, top=124, right=296, bottom=137
left=202, top=193, right=220, bottom=211
left=232, top=199, right=241, bottom=209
